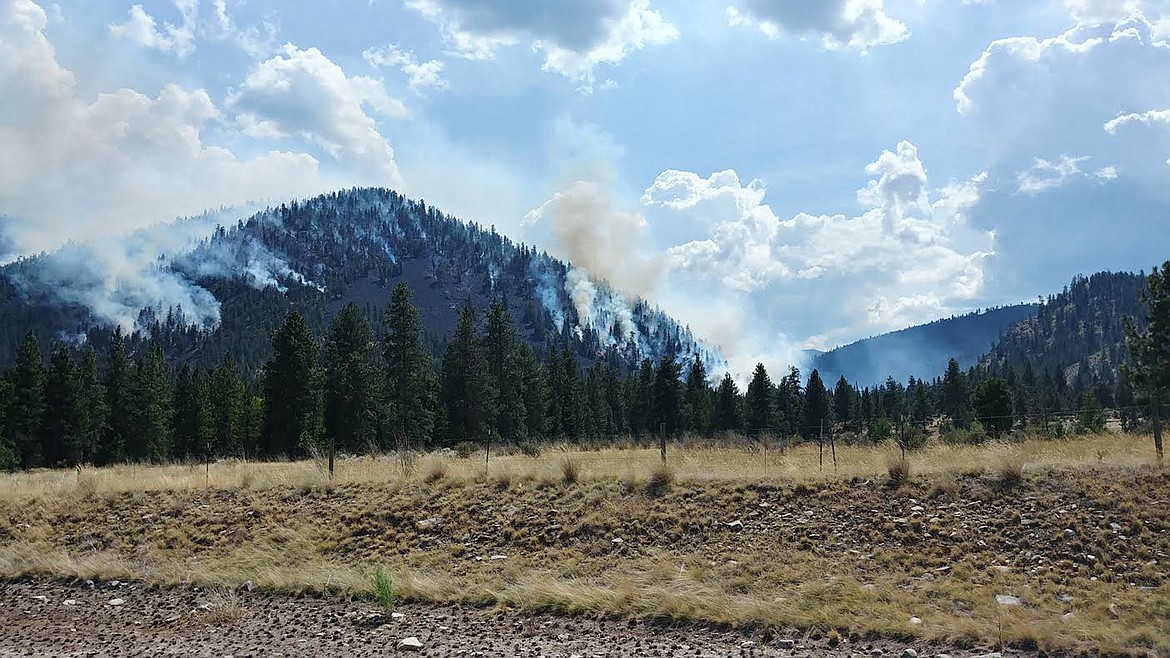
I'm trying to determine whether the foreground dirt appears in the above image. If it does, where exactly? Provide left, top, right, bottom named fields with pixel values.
left=0, top=580, right=1028, bottom=657
left=1, top=464, right=1168, bottom=654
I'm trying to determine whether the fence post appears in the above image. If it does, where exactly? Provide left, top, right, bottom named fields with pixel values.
left=659, top=423, right=667, bottom=464
left=205, top=439, right=210, bottom=488
left=830, top=423, right=837, bottom=470
left=328, top=436, right=335, bottom=481
left=1153, top=391, right=1164, bottom=461
left=899, top=415, right=906, bottom=462
left=818, top=419, right=824, bottom=468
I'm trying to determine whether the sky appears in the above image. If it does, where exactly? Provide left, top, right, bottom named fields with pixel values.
left=1, top=0, right=1168, bottom=372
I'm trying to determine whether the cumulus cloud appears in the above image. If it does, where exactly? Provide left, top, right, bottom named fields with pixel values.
left=726, top=0, right=908, bottom=51
left=405, top=0, right=678, bottom=89
left=0, top=0, right=402, bottom=256
left=1104, top=107, right=1170, bottom=133
left=364, top=44, right=447, bottom=92
left=642, top=142, right=994, bottom=372
left=227, top=44, right=404, bottom=183
left=1015, top=155, right=1118, bottom=194
left=953, top=12, right=1170, bottom=188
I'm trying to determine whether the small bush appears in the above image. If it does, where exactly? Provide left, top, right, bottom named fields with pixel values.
left=887, top=457, right=911, bottom=487
left=452, top=441, right=479, bottom=459
left=518, top=441, right=542, bottom=458
left=560, top=457, right=580, bottom=484
left=646, top=462, right=675, bottom=496
left=869, top=418, right=894, bottom=442
left=493, top=468, right=512, bottom=490
left=996, top=456, right=1024, bottom=488
left=422, top=457, right=448, bottom=483
left=373, top=568, right=395, bottom=611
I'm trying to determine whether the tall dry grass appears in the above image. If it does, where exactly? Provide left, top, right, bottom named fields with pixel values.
left=0, top=432, right=1160, bottom=501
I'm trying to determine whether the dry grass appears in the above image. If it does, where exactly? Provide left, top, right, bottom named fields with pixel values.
left=197, top=586, right=248, bottom=625
left=1, top=432, right=1167, bottom=655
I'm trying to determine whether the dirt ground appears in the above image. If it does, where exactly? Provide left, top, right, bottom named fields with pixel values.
left=0, top=580, right=1026, bottom=658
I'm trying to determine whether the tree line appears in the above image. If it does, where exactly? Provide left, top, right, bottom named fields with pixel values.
left=2, top=262, right=1167, bottom=470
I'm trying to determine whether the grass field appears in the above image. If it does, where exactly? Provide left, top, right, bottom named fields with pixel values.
left=1, top=432, right=1167, bottom=655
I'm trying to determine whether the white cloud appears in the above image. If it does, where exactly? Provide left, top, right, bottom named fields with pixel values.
left=726, top=0, right=909, bottom=51
left=110, top=0, right=198, bottom=57
left=363, top=44, right=448, bottom=92
left=0, top=1, right=399, bottom=255
left=404, top=0, right=678, bottom=90
left=643, top=142, right=995, bottom=357
left=109, top=0, right=278, bottom=58
left=1015, top=154, right=1118, bottom=194
left=1062, top=0, right=1170, bottom=23
left=1104, top=107, right=1170, bottom=133
left=227, top=44, right=404, bottom=183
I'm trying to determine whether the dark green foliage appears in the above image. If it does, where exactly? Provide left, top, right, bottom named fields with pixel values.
left=77, top=345, right=107, bottom=463
left=712, top=373, right=741, bottom=432
left=7, top=332, right=45, bottom=468
left=833, top=376, right=855, bottom=431
left=128, top=343, right=173, bottom=462
left=1076, top=391, right=1106, bottom=434
left=683, top=354, right=712, bottom=433
left=210, top=354, right=248, bottom=457
left=101, top=329, right=132, bottom=464
left=262, top=311, right=320, bottom=458
left=484, top=302, right=526, bottom=441
left=776, top=367, right=803, bottom=435
left=323, top=303, right=379, bottom=453
left=803, top=369, right=831, bottom=439
left=0, top=378, right=16, bottom=470
left=972, top=377, right=1013, bottom=437
left=172, top=364, right=210, bottom=461
left=744, top=363, right=774, bottom=432
left=383, top=283, right=437, bottom=446
left=941, top=358, right=972, bottom=429
left=42, top=345, right=85, bottom=466
left=1124, top=261, right=1169, bottom=458
left=440, top=304, right=496, bottom=444
left=649, top=356, right=683, bottom=436
left=516, top=345, right=548, bottom=438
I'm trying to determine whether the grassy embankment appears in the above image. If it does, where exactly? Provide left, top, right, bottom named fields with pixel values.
left=1, top=433, right=1167, bottom=655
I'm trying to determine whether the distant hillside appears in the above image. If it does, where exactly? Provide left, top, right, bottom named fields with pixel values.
left=979, top=270, right=1148, bottom=392
left=0, top=188, right=721, bottom=373
left=811, top=304, right=1039, bottom=386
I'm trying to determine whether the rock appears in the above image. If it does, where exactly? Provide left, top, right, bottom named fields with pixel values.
left=107, top=598, right=125, bottom=606
left=391, top=612, right=406, bottom=620
left=870, top=649, right=884, bottom=656
left=63, top=600, right=77, bottom=606
left=238, top=580, right=254, bottom=593
left=1062, top=612, right=1076, bottom=623
left=994, top=594, right=1021, bottom=606
left=936, top=655, right=952, bottom=658
left=82, top=580, right=95, bottom=590
left=1063, top=528, right=1076, bottom=538
left=557, top=633, right=572, bottom=641
left=417, top=517, right=442, bottom=531
left=726, top=520, right=744, bottom=531
left=740, top=640, right=755, bottom=648
left=901, top=649, right=919, bottom=658
left=1108, top=603, right=1120, bottom=619
left=777, top=639, right=795, bottom=649
left=909, top=616, right=923, bottom=625
left=611, top=538, right=623, bottom=544
left=397, top=636, right=424, bottom=651
left=30, top=595, right=48, bottom=603
left=973, top=653, right=1003, bottom=658
left=489, top=554, right=508, bottom=561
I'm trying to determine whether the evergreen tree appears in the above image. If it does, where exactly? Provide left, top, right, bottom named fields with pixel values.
left=1076, top=390, right=1107, bottom=434
left=440, top=304, right=496, bottom=444
left=776, top=367, right=804, bottom=435
left=262, top=311, right=320, bottom=458
left=77, top=345, right=107, bottom=463
left=833, top=376, right=854, bottom=432
left=973, top=377, right=1013, bottom=436
left=683, top=354, right=712, bottom=433
left=172, top=365, right=208, bottom=461
left=628, top=358, right=655, bottom=436
left=101, top=328, right=132, bottom=464
left=803, top=369, right=831, bottom=440
left=516, top=345, right=548, bottom=438
left=941, top=358, right=972, bottom=428
left=911, top=377, right=933, bottom=431
left=382, top=283, right=437, bottom=446
left=209, top=354, right=247, bottom=457
left=43, top=345, right=85, bottom=465
left=7, top=332, right=45, bottom=468
left=128, top=343, right=173, bottom=462
left=0, top=379, right=16, bottom=470
left=1124, top=260, right=1170, bottom=458
left=712, top=373, right=741, bottom=432
left=484, top=302, right=526, bottom=440
left=649, top=356, right=683, bottom=436
left=323, top=303, right=379, bottom=453
left=745, top=363, right=774, bottom=433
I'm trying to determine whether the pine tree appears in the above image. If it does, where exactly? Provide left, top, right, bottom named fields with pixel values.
left=382, top=283, right=437, bottom=447
left=516, top=345, right=548, bottom=438
left=8, top=332, right=45, bottom=468
left=833, top=376, right=854, bottom=432
left=973, top=377, right=1013, bottom=436
left=712, top=373, right=741, bottom=432
left=128, top=343, right=173, bottom=462
left=941, top=358, right=972, bottom=428
left=262, top=311, right=320, bottom=458
left=803, top=369, right=831, bottom=439
left=650, top=356, right=683, bottom=436
left=0, top=378, right=17, bottom=470
left=440, top=303, right=496, bottom=444
left=628, top=358, right=655, bottom=436
left=776, top=367, right=803, bottom=435
left=1124, top=260, right=1170, bottom=458
left=101, top=328, right=132, bottom=464
left=171, top=365, right=204, bottom=460
left=324, top=303, right=379, bottom=454
left=1075, top=390, right=1106, bottom=434
left=77, top=345, right=107, bottom=463
left=209, top=354, right=247, bottom=457
left=43, top=345, right=85, bottom=466
left=484, top=302, right=526, bottom=441
left=683, top=354, right=712, bottom=433
left=745, top=363, right=774, bottom=433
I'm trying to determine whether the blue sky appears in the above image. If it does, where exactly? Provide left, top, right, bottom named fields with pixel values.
left=1, top=0, right=1168, bottom=373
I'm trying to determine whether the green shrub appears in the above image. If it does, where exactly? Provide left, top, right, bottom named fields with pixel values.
left=373, top=569, right=395, bottom=611
left=452, top=441, right=479, bottom=459
left=518, top=441, right=542, bottom=458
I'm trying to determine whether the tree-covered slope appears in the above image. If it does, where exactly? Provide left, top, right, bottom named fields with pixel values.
left=0, top=188, right=721, bottom=373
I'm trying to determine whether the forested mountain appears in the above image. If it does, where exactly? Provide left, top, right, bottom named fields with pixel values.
left=979, top=271, right=1149, bottom=393
left=811, top=304, right=1039, bottom=386
left=0, top=188, right=720, bottom=374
